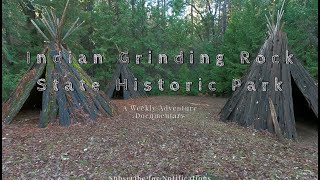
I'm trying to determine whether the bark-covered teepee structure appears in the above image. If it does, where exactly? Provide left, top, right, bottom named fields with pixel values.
left=219, top=2, right=318, bottom=140
left=2, top=0, right=114, bottom=128
left=106, top=62, right=147, bottom=99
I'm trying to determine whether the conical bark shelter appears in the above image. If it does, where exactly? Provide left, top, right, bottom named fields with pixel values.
left=2, top=0, right=115, bottom=128
left=219, top=2, right=318, bottom=140
left=106, top=62, right=147, bottom=100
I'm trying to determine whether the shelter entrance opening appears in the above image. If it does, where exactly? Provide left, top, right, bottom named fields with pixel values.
left=292, top=77, right=318, bottom=140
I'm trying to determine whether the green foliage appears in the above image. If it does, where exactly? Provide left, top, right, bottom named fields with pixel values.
left=218, top=0, right=268, bottom=95
left=283, top=0, right=318, bottom=78
left=2, top=0, right=318, bottom=100
left=2, top=0, right=42, bottom=101
left=2, top=64, right=22, bottom=101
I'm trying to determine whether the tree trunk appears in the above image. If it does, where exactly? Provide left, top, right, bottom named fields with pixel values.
left=221, top=0, right=228, bottom=34
left=191, top=0, right=194, bottom=37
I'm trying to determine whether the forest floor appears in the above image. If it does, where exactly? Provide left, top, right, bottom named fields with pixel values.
left=2, top=96, right=318, bottom=179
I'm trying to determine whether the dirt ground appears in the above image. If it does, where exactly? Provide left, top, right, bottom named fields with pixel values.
left=2, top=96, right=318, bottom=179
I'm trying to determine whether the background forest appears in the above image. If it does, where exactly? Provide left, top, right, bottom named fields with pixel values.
left=2, top=0, right=318, bottom=101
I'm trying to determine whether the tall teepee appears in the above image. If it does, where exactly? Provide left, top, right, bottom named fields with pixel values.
left=106, top=62, right=147, bottom=99
left=2, top=0, right=115, bottom=128
left=219, top=1, right=318, bottom=140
